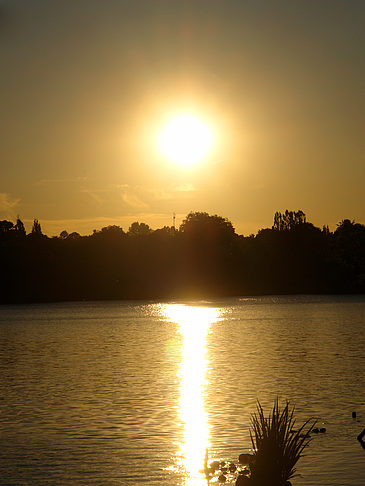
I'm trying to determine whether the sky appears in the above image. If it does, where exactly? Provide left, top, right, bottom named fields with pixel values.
left=1, top=0, right=364, bottom=236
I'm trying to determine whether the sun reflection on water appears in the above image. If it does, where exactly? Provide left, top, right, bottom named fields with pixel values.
left=162, top=304, right=221, bottom=485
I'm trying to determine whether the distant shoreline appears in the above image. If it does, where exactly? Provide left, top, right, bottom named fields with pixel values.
left=2, top=212, right=365, bottom=304
left=2, top=292, right=365, bottom=306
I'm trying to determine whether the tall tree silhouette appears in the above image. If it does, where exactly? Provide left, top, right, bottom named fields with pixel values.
left=273, top=210, right=306, bottom=231
left=14, top=218, right=26, bottom=236
left=31, top=219, right=43, bottom=235
left=179, top=212, right=237, bottom=296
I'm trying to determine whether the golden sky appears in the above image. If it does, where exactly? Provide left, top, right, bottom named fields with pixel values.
left=1, top=0, right=364, bottom=236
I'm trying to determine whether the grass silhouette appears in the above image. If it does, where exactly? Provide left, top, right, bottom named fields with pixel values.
left=248, top=400, right=315, bottom=486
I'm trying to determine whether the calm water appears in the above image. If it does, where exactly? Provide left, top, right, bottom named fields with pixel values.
left=0, top=296, right=364, bottom=485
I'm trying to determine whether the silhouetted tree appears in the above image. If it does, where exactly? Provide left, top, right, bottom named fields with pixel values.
left=128, top=221, right=151, bottom=236
left=1, top=211, right=365, bottom=303
left=67, top=232, right=81, bottom=240
left=14, top=218, right=26, bottom=236
left=273, top=210, right=306, bottom=231
left=92, top=225, right=125, bottom=242
left=178, top=212, right=237, bottom=296
left=333, top=219, right=365, bottom=292
left=31, top=219, right=43, bottom=235
left=0, top=220, right=13, bottom=233
left=153, top=225, right=176, bottom=237
left=180, top=211, right=235, bottom=237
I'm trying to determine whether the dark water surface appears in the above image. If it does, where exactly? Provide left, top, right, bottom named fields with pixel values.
left=1, top=296, right=364, bottom=485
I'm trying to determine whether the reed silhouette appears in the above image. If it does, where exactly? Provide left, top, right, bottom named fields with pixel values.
left=247, top=400, right=315, bottom=486
left=357, top=429, right=365, bottom=450
left=203, top=400, right=315, bottom=485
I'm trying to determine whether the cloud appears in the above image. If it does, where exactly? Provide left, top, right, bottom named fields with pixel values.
left=35, top=177, right=87, bottom=186
left=114, top=183, right=196, bottom=209
left=80, top=188, right=104, bottom=205
left=117, top=184, right=149, bottom=209
left=154, top=183, right=196, bottom=201
left=172, top=183, right=195, bottom=193
left=121, top=192, right=148, bottom=209
left=0, top=192, right=20, bottom=218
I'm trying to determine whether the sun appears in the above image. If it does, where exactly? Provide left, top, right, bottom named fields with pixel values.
left=158, top=114, right=214, bottom=167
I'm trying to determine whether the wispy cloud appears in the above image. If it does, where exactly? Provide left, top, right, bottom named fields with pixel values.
left=154, top=183, right=196, bottom=201
left=115, top=183, right=195, bottom=204
left=121, top=192, right=148, bottom=209
left=171, top=183, right=195, bottom=193
left=35, top=177, right=87, bottom=186
left=80, top=188, right=104, bottom=205
left=116, top=184, right=149, bottom=209
left=0, top=192, right=20, bottom=218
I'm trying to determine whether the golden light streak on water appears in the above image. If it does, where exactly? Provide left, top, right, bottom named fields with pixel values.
left=162, top=304, right=221, bottom=485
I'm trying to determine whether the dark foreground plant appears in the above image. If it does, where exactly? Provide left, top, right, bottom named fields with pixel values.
left=248, top=399, right=315, bottom=486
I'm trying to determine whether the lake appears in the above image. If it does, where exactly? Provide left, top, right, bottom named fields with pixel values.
left=0, top=296, right=364, bottom=485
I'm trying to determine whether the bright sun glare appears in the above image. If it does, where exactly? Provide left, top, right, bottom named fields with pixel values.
left=158, top=114, right=213, bottom=167
left=162, top=304, right=221, bottom=485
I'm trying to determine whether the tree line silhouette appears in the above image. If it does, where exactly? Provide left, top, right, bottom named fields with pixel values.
left=1, top=210, right=365, bottom=303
